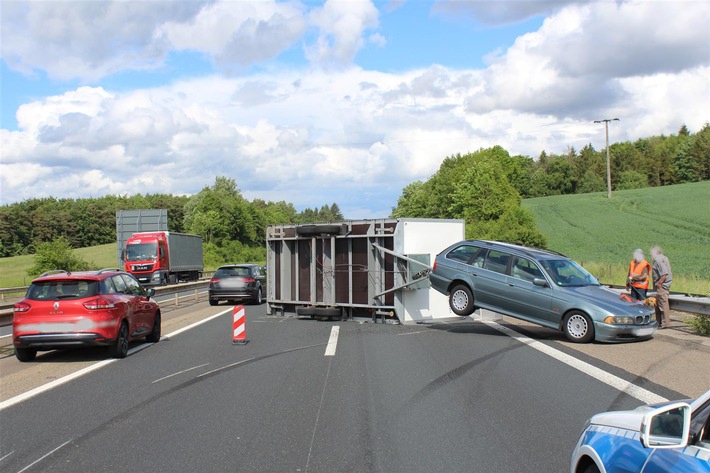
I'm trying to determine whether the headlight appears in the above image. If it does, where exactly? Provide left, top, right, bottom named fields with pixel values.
left=604, top=316, right=635, bottom=325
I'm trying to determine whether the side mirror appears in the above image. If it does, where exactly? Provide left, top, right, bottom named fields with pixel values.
left=262, top=265, right=268, bottom=273
left=146, top=288, right=156, bottom=300
left=640, top=402, right=690, bottom=449
left=532, top=278, right=549, bottom=287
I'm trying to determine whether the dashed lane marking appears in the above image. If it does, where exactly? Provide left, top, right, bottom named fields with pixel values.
left=324, top=326, right=340, bottom=357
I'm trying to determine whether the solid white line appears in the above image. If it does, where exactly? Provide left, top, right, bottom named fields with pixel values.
left=0, top=307, right=233, bottom=412
left=483, top=320, right=668, bottom=404
left=324, top=326, right=340, bottom=357
left=0, top=451, right=15, bottom=462
left=15, top=440, right=71, bottom=473
left=152, top=363, right=210, bottom=384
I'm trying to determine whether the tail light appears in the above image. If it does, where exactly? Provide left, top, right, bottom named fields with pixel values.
left=243, top=278, right=255, bottom=283
left=432, top=261, right=437, bottom=272
left=83, top=298, right=116, bottom=310
left=210, top=278, right=219, bottom=287
left=14, top=302, right=30, bottom=313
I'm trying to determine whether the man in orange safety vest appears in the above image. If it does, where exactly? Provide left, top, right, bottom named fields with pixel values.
left=627, top=248, right=651, bottom=301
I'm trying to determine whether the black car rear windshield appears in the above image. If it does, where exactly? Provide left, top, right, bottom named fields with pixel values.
left=26, top=280, right=99, bottom=300
left=215, top=267, right=252, bottom=278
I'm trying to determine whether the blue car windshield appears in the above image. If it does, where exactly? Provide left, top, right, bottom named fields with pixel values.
left=540, top=259, right=600, bottom=287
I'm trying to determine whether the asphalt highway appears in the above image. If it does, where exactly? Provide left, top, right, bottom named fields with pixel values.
left=0, top=303, right=691, bottom=473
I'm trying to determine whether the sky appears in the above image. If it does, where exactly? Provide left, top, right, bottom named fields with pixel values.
left=1, top=0, right=709, bottom=218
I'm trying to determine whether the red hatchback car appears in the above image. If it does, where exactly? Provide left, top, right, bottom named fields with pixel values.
left=13, top=269, right=161, bottom=362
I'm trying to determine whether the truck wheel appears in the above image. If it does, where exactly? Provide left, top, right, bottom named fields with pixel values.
left=563, top=311, right=595, bottom=343
left=449, top=284, right=474, bottom=316
left=15, top=347, right=37, bottom=362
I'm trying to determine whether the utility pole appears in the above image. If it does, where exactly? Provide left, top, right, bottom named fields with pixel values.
left=594, top=118, right=619, bottom=198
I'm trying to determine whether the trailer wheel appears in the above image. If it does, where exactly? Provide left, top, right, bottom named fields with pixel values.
left=296, top=306, right=315, bottom=319
left=313, top=307, right=342, bottom=319
left=296, top=224, right=343, bottom=236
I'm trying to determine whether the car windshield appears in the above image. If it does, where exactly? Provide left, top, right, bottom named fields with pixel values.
left=126, top=243, right=158, bottom=261
left=216, top=267, right=251, bottom=278
left=540, top=259, right=600, bottom=287
left=26, top=280, right=99, bottom=300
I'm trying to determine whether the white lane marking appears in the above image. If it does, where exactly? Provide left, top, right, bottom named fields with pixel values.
left=483, top=321, right=668, bottom=404
left=397, top=330, right=434, bottom=336
left=0, top=451, right=15, bottom=462
left=197, top=358, right=256, bottom=378
left=152, top=363, right=210, bottom=384
left=15, top=440, right=71, bottom=473
left=324, top=326, right=340, bottom=357
left=0, top=307, right=233, bottom=412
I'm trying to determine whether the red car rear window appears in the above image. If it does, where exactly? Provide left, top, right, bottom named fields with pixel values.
left=26, top=280, right=99, bottom=301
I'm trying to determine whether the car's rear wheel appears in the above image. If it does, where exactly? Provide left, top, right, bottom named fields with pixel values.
left=209, top=297, right=219, bottom=306
left=564, top=311, right=595, bottom=343
left=110, top=322, right=129, bottom=358
left=15, top=347, right=37, bottom=362
left=146, top=313, right=161, bottom=343
left=449, top=284, right=474, bottom=316
left=252, top=287, right=263, bottom=305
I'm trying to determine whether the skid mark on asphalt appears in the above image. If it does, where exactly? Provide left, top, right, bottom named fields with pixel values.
left=152, top=363, right=209, bottom=384
left=15, top=440, right=71, bottom=473
left=484, top=321, right=668, bottom=404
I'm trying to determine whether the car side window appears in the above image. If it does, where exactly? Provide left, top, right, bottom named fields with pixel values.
left=511, top=257, right=545, bottom=283
left=121, top=275, right=145, bottom=296
left=252, top=267, right=260, bottom=277
left=100, top=278, right=117, bottom=294
left=483, top=250, right=511, bottom=274
left=112, top=275, right=128, bottom=294
left=447, top=245, right=480, bottom=264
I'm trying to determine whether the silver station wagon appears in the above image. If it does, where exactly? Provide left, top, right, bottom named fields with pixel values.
left=430, top=240, right=657, bottom=343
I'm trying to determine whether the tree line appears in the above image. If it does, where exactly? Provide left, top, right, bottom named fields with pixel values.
left=0, top=176, right=342, bottom=261
left=391, top=124, right=710, bottom=245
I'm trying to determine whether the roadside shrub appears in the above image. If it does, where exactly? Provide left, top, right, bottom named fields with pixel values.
left=28, top=236, right=93, bottom=277
left=685, top=314, right=710, bottom=336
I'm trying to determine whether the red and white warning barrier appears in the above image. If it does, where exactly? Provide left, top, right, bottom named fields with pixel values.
left=232, top=305, right=247, bottom=345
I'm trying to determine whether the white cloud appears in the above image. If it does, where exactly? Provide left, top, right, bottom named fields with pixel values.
left=467, top=0, right=710, bottom=117
left=432, top=0, right=590, bottom=24
left=305, top=0, right=380, bottom=64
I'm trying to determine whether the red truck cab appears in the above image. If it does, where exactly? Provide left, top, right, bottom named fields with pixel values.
left=124, top=232, right=169, bottom=285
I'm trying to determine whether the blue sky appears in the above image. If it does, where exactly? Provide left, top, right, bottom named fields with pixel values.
left=1, top=0, right=708, bottom=217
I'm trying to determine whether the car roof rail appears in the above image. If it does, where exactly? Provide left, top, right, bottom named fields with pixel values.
left=97, top=268, right=122, bottom=274
left=39, top=269, right=70, bottom=277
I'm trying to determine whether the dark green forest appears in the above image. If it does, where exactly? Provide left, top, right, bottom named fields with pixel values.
left=0, top=177, right=342, bottom=260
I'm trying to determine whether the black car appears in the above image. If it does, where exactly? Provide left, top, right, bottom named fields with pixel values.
left=208, top=264, right=266, bottom=306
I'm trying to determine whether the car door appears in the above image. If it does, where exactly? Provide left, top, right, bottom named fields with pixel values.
left=121, top=274, right=153, bottom=336
left=505, top=256, right=554, bottom=322
left=473, top=250, right=512, bottom=312
left=252, top=266, right=267, bottom=294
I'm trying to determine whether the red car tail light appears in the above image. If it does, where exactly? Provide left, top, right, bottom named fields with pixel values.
left=433, top=261, right=437, bottom=272
left=14, top=302, right=30, bottom=313
left=243, top=278, right=255, bottom=283
left=83, top=298, right=116, bottom=310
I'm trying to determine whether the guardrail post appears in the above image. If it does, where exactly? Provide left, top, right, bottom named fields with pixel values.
left=195, top=289, right=199, bottom=302
left=175, top=292, right=179, bottom=306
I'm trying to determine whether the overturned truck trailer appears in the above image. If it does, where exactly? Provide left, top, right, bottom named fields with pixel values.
left=266, top=219, right=465, bottom=324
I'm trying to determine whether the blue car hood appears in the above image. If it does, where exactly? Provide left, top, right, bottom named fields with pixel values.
left=563, top=285, right=653, bottom=316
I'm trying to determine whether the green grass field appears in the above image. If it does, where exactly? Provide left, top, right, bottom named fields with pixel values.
left=523, top=181, right=710, bottom=295
left=0, top=243, right=117, bottom=288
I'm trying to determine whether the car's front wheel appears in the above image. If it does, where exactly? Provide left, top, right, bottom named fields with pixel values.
left=15, top=347, right=37, bottom=362
left=563, top=311, right=595, bottom=343
left=449, top=284, right=475, bottom=316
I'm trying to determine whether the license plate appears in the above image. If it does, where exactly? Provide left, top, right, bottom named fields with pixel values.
left=633, top=327, right=656, bottom=337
